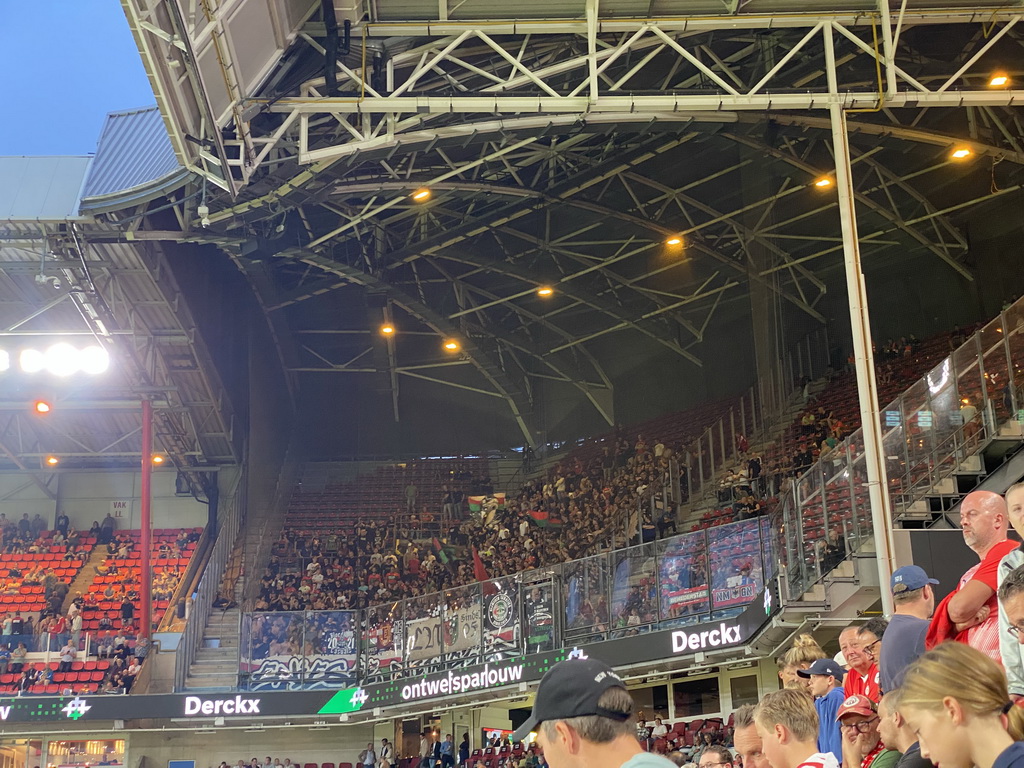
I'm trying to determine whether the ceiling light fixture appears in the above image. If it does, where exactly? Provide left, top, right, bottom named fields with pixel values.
left=536, top=286, right=554, bottom=297
left=152, top=455, right=165, bottom=465
left=380, top=324, right=395, bottom=335
left=45, top=456, right=59, bottom=466
left=665, top=236, right=683, bottom=246
left=411, top=189, right=431, bottom=202
left=33, top=400, right=51, bottom=414
left=989, top=73, right=1010, bottom=87
left=814, top=177, right=833, bottom=188
left=443, top=339, right=460, bottom=352
left=951, top=147, right=972, bottom=160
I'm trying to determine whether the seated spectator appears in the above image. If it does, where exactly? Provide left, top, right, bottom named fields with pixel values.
left=9, top=642, right=26, bottom=673
left=837, top=696, right=899, bottom=768
left=899, top=642, right=1024, bottom=768
left=840, top=625, right=881, bottom=702
left=876, top=692, right=931, bottom=768
left=755, top=688, right=839, bottom=768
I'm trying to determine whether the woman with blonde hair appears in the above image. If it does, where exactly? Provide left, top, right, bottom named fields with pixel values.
left=777, top=633, right=826, bottom=691
left=898, top=642, right=1024, bottom=768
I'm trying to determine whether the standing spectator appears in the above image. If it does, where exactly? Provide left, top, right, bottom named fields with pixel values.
left=798, top=659, right=845, bottom=763
left=880, top=566, right=937, bottom=693
left=405, top=483, right=418, bottom=514
left=440, top=735, right=455, bottom=768
left=458, top=735, right=469, bottom=766
left=876, top=692, right=934, bottom=768
left=839, top=626, right=881, bottom=703
left=926, top=490, right=1018, bottom=662
left=120, top=597, right=135, bottom=628
left=420, top=730, right=434, bottom=768
left=57, top=641, right=75, bottom=673
left=732, top=704, right=771, bottom=768
left=509, top=657, right=676, bottom=768
left=754, top=689, right=839, bottom=768
left=380, top=739, right=394, bottom=768
left=55, top=511, right=69, bottom=538
left=898, top=643, right=1024, bottom=768
left=1000, top=482, right=1024, bottom=700
left=836, top=696, right=899, bottom=768
left=69, top=610, right=83, bottom=649
left=100, top=513, right=117, bottom=544
left=359, top=743, right=376, bottom=768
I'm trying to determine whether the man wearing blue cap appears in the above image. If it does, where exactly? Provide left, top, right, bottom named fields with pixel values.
left=879, top=565, right=937, bottom=693
left=797, top=658, right=845, bottom=762
left=512, top=656, right=675, bottom=768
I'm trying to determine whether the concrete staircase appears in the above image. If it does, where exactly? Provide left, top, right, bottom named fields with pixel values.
left=63, top=549, right=108, bottom=613
left=183, top=579, right=242, bottom=691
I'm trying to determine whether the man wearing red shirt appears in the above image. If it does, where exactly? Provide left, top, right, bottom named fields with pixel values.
left=839, top=626, right=880, bottom=702
left=836, top=695, right=898, bottom=768
left=926, top=490, right=1019, bottom=663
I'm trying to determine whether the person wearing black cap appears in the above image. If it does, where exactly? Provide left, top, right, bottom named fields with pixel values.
left=511, top=656, right=675, bottom=768
left=798, top=658, right=846, bottom=763
left=880, top=566, right=937, bottom=693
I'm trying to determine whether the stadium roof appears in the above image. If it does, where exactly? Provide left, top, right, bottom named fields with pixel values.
left=7, top=2, right=1024, bottom=459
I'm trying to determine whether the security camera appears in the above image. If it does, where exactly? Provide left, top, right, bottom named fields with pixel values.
left=197, top=204, right=210, bottom=228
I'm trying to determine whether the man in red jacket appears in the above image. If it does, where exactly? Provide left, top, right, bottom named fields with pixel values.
left=927, top=490, right=1019, bottom=663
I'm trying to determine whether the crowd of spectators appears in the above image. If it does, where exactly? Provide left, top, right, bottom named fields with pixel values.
left=265, top=433, right=698, bottom=616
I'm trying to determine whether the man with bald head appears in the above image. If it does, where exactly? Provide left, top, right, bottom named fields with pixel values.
left=926, top=489, right=1018, bottom=663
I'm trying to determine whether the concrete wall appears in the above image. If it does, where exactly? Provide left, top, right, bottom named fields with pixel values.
left=0, top=467, right=230, bottom=534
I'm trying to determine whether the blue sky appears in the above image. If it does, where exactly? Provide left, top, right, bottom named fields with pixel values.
left=0, top=3, right=155, bottom=156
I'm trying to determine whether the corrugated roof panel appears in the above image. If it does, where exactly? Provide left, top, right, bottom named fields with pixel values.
left=0, top=157, right=91, bottom=221
left=79, top=107, right=181, bottom=200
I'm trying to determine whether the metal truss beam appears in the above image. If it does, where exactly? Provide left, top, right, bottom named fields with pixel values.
left=271, top=248, right=539, bottom=447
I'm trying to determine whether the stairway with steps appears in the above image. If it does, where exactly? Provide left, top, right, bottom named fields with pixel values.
left=183, top=579, right=242, bottom=691
left=62, top=549, right=109, bottom=613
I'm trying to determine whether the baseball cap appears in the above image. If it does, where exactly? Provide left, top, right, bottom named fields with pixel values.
left=836, top=694, right=877, bottom=721
left=796, top=658, right=846, bottom=680
left=511, top=657, right=630, bottom=742
left=891, top=565, right=939, bottom=594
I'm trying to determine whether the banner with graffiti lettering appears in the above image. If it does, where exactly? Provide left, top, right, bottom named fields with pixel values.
left=482, top=578, right=520, bottom=657
left=303, top=611, right=358, bottom=686
left=405, top=593, right=444, bottom=665
left=246, top=611, right=306, bottom=690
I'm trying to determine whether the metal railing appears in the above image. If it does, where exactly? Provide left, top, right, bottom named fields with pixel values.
left=779, top=296, right=1024, bottom=602
left=237, top=515, right=776, bottom=690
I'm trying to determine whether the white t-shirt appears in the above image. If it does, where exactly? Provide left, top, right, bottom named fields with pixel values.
left=796, top=753, right=840, bottom=768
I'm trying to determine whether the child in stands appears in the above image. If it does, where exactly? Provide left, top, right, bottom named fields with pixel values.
left=754, top=688, right=840, bottom=768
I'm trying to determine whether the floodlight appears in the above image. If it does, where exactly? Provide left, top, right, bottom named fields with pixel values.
left=152, top=455, right=165, bottom=465
left=814, top=177, right=833, bottom=188
left=80, top=346, right=110, bottom=375
left=20, top=349, right=44, bottom=374
left=380, top=324, right=395, bottom=336
left=665, top=236, right=683, bottom=246
left=951, top=147, right=972, bottom=160
left=44, top=343, right=81, bottom=377
left=45, top=456, right=59, bottom=466
left=536, top=287, right=554, bottom=297
left=990, top=73, right=1009, bottom=87
left=33, top=401, right=51, bottom=414
left=443, top=339, right=460, bottom=352
left=411, top=189, right=431, bottom=202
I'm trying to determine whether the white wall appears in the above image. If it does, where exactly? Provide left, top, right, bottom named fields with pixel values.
left=56, top=470, right=209, bottom=532
left=0, top=476, right=56, bottom=524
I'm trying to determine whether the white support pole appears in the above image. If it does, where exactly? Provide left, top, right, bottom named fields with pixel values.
left=829, top=100, right=896, bottom=614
